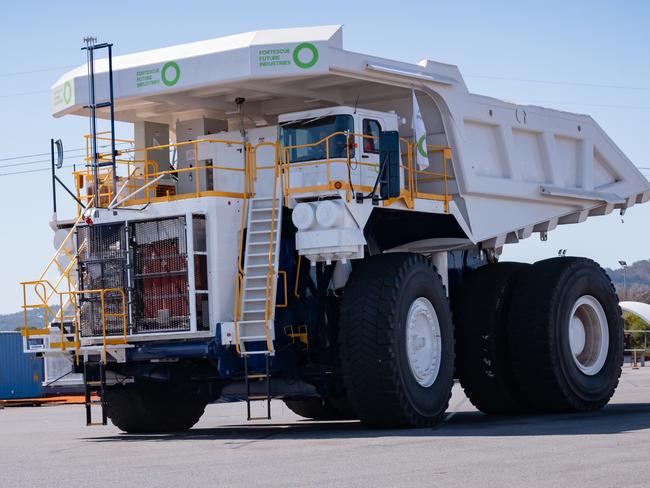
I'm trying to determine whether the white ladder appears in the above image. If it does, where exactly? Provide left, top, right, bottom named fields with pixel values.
left=236, top=195, right=283, bottom=355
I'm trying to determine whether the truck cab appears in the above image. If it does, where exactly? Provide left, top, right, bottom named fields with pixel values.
left=279, top=106, right=400, bottom=195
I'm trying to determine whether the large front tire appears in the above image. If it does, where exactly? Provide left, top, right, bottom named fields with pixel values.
left=339, top=253, right=454, bottom=428
left=106, top=383, right=207, bottom=433
left=508, top=257, right=623, bottom=412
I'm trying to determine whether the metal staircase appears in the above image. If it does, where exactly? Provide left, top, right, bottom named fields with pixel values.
left=233, top=144, right=284, bottom=420
left=236, top=195, right=283, bottom=355
left=83, top=360, right=107, bottom=426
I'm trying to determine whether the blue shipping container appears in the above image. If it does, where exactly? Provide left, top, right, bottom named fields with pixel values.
left=0, top=332, right=44, bottom=400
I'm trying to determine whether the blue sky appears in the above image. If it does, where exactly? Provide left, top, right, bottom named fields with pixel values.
left=0, top=0, right=649, bottom=313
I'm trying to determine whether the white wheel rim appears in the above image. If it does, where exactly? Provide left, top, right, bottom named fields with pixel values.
left=405, top=297, right=442, bottom=387
left=568, top=295, right=609, bottom=376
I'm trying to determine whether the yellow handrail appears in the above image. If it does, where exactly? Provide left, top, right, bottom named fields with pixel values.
left=281, top=131, right=454, bottom=211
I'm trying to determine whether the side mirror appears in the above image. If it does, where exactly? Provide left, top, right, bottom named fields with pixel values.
left=54, top=139, right=64, bottom=169
left=378, top=131, right=400, bottom=199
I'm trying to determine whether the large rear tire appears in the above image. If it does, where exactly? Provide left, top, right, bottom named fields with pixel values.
left=453, top=262, right=529, bottom=414
left=508, top=257, right=623, bottom=412
left=339, top=253, right=454, bottom=428
left=106, top=383, right=207, bottom=433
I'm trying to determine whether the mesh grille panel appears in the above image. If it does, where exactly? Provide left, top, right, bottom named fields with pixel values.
left=77, top=223, right=127, bottom=337
left=132, top=217, right=190, bottom=333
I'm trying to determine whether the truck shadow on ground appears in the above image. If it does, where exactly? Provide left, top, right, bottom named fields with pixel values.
left=87, top=402, right=650, bottom=443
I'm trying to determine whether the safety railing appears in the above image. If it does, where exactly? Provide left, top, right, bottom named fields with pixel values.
left=233, top=141, right=282, bottom=354
left=74, top=135, right=252, bottom=212
left=21, top=189, right=100, bottom=343
left=625, top=329, right=649, bottom=368
left=281, top=132, right=454, bottom=212
left=21, top=280, right=127, bottom=362
left=73, top=131, right=453, bottom=212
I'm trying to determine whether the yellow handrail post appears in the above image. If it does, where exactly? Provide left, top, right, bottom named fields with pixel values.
left=443, top=148, right=451, bottom=213
left=194, top=141, right=200, bottom=198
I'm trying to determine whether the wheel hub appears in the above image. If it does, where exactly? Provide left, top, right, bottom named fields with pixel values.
left=568, top=295, right=609, bottom=376
left=405, top=297, right=442, bottom=387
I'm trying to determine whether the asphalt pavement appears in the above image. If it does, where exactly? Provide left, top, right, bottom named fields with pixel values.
left=1, top=367, right=648, bottom=487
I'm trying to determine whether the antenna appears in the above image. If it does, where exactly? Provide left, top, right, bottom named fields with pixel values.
left=353, top=93, right=360, bottom=114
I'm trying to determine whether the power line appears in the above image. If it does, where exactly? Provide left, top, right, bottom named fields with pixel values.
left=0, top=146, right=88, bottom=163
left=505, top=99, right=650, bottom=111
left=0, top=89, right=49, bottom=99
left=0, top=65, right=77, bottom=78
left=465, top=74, right=650, bottom=92
left=0, top=164, right=76, bottom=177
left=0, top=142, right=131, bottom=168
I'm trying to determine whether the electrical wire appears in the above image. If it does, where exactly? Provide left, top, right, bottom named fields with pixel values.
left=0, top=142, right=131, bottom=168
left=0, top=164, right=75, bottom=177
left=465, top=74, right=650, bottom=92
left=0, top=65, right=77, bottom=78
left=0, top=89, right=49, bottom=99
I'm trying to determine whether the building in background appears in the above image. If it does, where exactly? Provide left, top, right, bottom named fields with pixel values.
left=0, top=332, right=43, bottom=400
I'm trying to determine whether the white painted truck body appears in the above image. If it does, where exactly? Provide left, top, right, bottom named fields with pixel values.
left=50, top=25, right=650, bottom=254
left=30, top=26, right=646, bottom=428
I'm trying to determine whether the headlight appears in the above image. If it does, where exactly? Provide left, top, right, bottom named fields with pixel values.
left=315, top=200, right=344, bottom=228
left=292, top=202, right=315, bottom=230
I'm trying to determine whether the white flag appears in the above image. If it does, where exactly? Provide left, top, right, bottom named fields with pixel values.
left=412, top=88, right=429, bottom=170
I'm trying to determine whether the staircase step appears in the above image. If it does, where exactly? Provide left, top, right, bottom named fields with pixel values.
left=244, top=286, right=268, bottom=292
left=241, top=350, right=272, bottom=356
left=239, top=335, right=269, bottom=341
left=251, top=207, right=279, bottom=213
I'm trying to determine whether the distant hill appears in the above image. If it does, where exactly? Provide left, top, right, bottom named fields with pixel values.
left=0, top=308, right=54, bottom=332
left=605, top=259, right=650, bottom=290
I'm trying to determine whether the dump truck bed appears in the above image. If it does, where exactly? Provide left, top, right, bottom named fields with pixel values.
left=51, top=25, right=650, bottom=251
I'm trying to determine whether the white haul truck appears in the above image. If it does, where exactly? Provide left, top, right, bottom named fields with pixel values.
left=21, top=26, right=650, bottom=431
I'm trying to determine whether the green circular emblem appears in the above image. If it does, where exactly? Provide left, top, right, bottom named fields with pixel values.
left=161, top=61, right=181, bottom=86
left=417, top=134, right=428, bottom=158
left=63, top=81, right=72, bottom=104
left=292, top=43, right=319, bottom=69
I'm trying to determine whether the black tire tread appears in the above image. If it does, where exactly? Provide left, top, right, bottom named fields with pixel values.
left=508, top=257, right=623, bottom=413
left=283, top=397, right=351, bottom=420
left=453, top=262, right=529, bottom=414
left=339, top=253, right=454, bottom=428
left=106, top=383, right=207, bottom=433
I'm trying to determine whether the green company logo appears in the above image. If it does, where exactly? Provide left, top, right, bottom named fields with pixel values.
left=63, top=81, right=72, bottom=104
left=161, top=61, right=181, bottom=86
left=292, top=42, right=319, bottom=69
left=417, top=134, right=428, bottom=158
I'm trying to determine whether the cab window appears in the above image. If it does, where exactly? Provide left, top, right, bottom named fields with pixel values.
left=362, top=119, right=381, bottom=154
left=281, top=115, right=354, bottom=163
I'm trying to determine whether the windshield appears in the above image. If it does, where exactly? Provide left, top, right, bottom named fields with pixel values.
left=281, top=114, right=354, bottom=163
